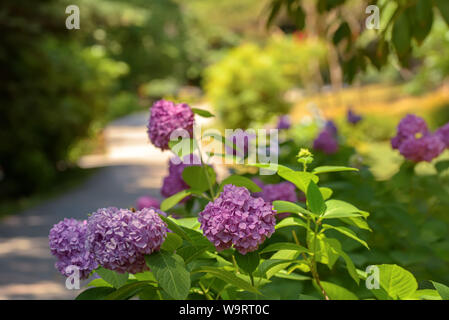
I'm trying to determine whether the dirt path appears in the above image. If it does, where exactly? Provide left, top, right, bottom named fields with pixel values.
left=0, top=112, right=173, bottom=299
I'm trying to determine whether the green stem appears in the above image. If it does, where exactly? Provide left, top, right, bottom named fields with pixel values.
left=196, top=138, right=216, bottom=199
left=199, top=282, right=214, bottom=300
left=310, top=219, right=329, bottom=300
left=249, top=273, right=255, bottom=287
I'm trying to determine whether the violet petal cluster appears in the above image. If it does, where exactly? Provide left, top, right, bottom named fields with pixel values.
left=391, top=114, right=445, bottom=162
left=324, top=120, right=338, bottom=136
left=136, top=196, right=160, bottom=211
left=147, top=99, right=195, bottom=150
left=49, top=218, right=97, bottom=279
left=347, top=109, right=362, bottom=124
left=313, top=128, right=338, bottom=154
left=161, top=154, right=203, bottom=199
left=252, top=180, right=298, bottom=219
left=437, top=122, right=449, bottom=148
left=86, top=207, right=168, bottom=274
left=198, top=184, right=276, bottom=255
left=277, top=115, right=291, bottom=130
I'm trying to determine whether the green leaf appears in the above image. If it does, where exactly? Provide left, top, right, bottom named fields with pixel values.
left=273, top=200, right=311, bottom=217
left=321, top=199, right=368, bottom=220
left=432, top=281, right=449, bottom=300
left=372, top=264, right=418, bottom=300
left=275, top=216, right=308, bottom=230
left=277, top=169, right=319, bottom=193
left=218, top=175, right=262, bottom=193
left=322, top=224, right=369, bottom=249
left=274, top=270, right=311, bottom=281
left=234, top=251, right=260, bottom=275
left=168, top=138, right=198, bottom=159
left=145, top=251, right=191, bottom=300
left=158, top=215, right=191, bottom=241
left=307, top=233, right=339, bottom=269
left=411, top=289, right=442, bottom=300
left=105, top=282, right=154, bottom=300
left=260, top=242, right=310, bottom=254
left=75, top=287, right=116, bottom=300
left=161, top=233, right=183, bottom=252
left=319, top=187, right=333, bottom=200
left=306, top=180, right=326, bottom=215
left=95, top=268, right=129, bottom=288
left=160, top=190, right=192, bottom=211
left=409, top=0, right=433, bottom=44
left=182, top=165, right=215, bottom=192
left=319, top=281, right=358, bottom=300
left=266, top=0, right=282, bottom=28
left=392, top=12, right=411, bottom=61
left=312, top=166, right=358, bottom=174
left=177, top=244, right=210, bottom=264
left=191, top=108, right=215, bottom=118
left=192, top=266, right=259, bottom=294
left=325, top=238, right=359, bottom=284
left=435, top=0, right=449, bottom=27
left=86, top=278, right=113, bottom=288
left=340, top=216, right=372, bottom=231
left=257, top=259, right=296, bottom=278
left=266, top=250, right=300, bottom=279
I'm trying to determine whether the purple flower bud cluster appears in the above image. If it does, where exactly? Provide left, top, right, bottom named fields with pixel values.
left=391, top=114, right=446, bottom=162
left=161, top=154, right=203, bottom=199
left=147, top=100, right=195, bottom=150
left=198, top=184, right=276, bottom=255
left=313, top=121, right=338, bottom=155
left=86, top=207, right=168, bottom=274
left=277, top=115, right=291, bottom=130
left=49, top=218, right=98, bottom=279
left=347, top=109, right=362, bottom=124
left=136, top=196, right=160, bottom=211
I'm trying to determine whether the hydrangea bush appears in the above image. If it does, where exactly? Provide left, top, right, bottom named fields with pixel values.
left=49, top=101, right=449, bottom=300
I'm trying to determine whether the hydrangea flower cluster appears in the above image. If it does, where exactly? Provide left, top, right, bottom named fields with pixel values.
left=161, top=155, right=203, bottom=199
left=86, top=207, right=168, bottom=274
left=198, top=184, right=276, bottom=254
left=313, top=124, right=338, bottom=155
left=147, top=99, right=195, bottom=150
left=49, top=218, right=97, bottom=279
left=437, top=122, right=449, bottom=148
left=136, top=196, right=160, bottom=211
left=276, top=115, right=291, bottom=130
left=347, top=109, right=362, bottom=124
left=391, top=114, right=446, bottom=162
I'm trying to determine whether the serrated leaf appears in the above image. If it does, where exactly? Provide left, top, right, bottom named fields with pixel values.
left=307, top=180, right=326, bottom=215
left=322, top=224, right=369, bottom=249
left=432, top=281, right=449, bottom=300
left=275, top=216, right=308, bottom=230
left=182, top=165, right=215, bottom=193
left=192, top=266, right=259, bottom=294
left=273, top=200, right=311, bottom=217
left=105, top=281, right=154, bottom=300
left=145, top=251, right=191, bottom=300
left=218, top=175, right=262, bottom=193
left=95, top=268, right=129, bottom=288
left=319, top=281, right=358, bottom=300
left=260, top=242, right=310, bottom=254
left=75, top=287, right=116, bottom=300
left=161, top=233, right=183, bottom=252
left=160, top=190, right=192, bottom=211
left=371, top=264, right=418, bottom=300
left=234, top=251, right=260, bottom=275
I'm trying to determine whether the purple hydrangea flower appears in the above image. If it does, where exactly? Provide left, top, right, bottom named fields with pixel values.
left=253, top=180, right=298, bottom=219
left=313, top=129, right=338, bottom=154
left=277, top=115, right=291, bottom=130
left=49, top=218, right=97, bottom=279
left=198, top=184, right=276, bottom=255
left=398, top=134, right=445, bottom=162
left=225, top=130, right=256, bottom=159
left=347, top=109, right=362, bottom=124
left=86, top=207, right=168, bottom=274
left=391, top=114, right=429, bottom=149
left=161, top=154, right=204, bottom=199
left=147, top=100, right=195, bottom=150
left=324, top=120, right=338, bottom=136
left=436, top=122, right=449, bottom=148
left=136, top=196, right=160, bottom=211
